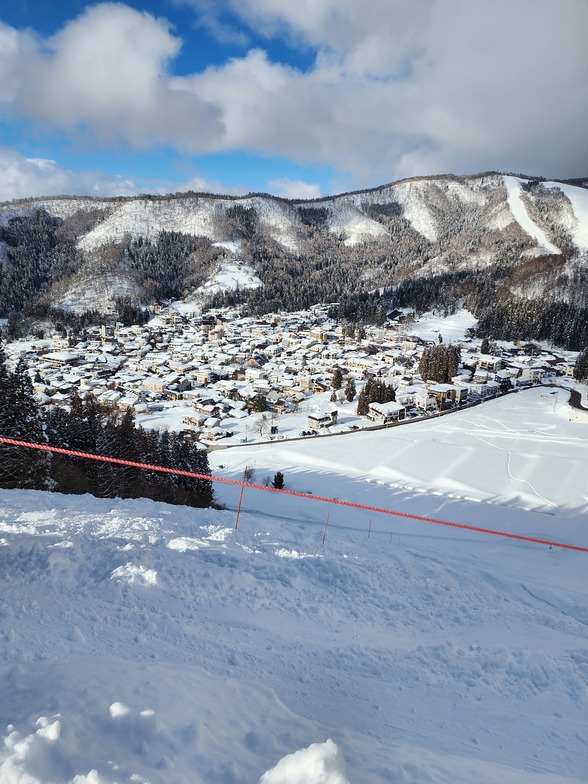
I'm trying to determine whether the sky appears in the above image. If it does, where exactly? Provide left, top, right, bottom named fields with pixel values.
left=0, top=0, right=587, bottom=202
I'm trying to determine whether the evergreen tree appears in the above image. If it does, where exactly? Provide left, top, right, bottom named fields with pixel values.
left=249, top=394, right=269, bottom=412
left=10, top=358, right=51, bottom=488
left=46, top=392, right=213, bottom=508
left=171, top=432, right=214, bottom=508
left=0, top=344, right=20, bottom=488
left=356, top=379, right=395, bottom=415
left=419, top=344, right=461, bottom=383
left=0, top=348, right=50, bottom=490
left=331, top=368, right=343, bottom=390
left=345, top=378, right=357, bottom=402
left=573, top=347, right=588, bottom=381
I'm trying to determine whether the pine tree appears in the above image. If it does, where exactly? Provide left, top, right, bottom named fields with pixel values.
left=331, top=368, right=343, bottom=390
left=356, top=378, right=395, bottom=415
left=0, top=344, right=20, bottom=488
left=0, top=349, right=50, bottom=490
left=10, top=358, right=51, bottom=489
left=345, top=378, right=356, bottom=402
left=419, top=344, right=461, bottom=383
left=574, top=347, right=588, bottom=381
left=356, top=385, right=369, bottom=416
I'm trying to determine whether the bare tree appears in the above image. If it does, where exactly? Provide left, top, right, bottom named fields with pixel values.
left=252, top=414, right=269, bottom=438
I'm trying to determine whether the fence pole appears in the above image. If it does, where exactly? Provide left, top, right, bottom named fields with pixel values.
left=234, top=466, right=248, bottom=529
left=322, top=512, right=330, bottom=546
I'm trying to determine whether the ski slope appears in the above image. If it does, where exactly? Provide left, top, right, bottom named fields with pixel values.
left=0, top=390, right=587, bottom=783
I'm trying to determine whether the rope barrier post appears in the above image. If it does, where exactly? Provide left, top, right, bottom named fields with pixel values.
left=368, top=519, right=371, bottom=539
left=322, top=512, right=330, bottom=547
left=234, top=466, right=248, bottom=530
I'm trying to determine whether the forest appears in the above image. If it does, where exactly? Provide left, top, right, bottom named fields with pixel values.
left=0, top=344, right=213, bottom=507
left=1, top=197, right=588, bottom=352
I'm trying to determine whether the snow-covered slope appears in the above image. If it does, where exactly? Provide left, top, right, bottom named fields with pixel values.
left=0, top=390, right=587, bottom=784
left=546, top=181, right=588, bottom=252
left=504, top=176, right=560, bottom=254
left=3, top=172, right=586, bottom=257
left=1, top=172, right=587, bottom=315
left=194, top=259, right=263, bottom=298
left=77, top=195, right=218, bottom=251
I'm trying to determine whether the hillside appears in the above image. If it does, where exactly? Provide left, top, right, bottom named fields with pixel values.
left=0, top=389, right=587, bottom=783
left=1, top=172, right=588, bottom=347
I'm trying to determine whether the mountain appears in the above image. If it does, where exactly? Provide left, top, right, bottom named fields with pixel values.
left=1, top=172, right=588, bottom=347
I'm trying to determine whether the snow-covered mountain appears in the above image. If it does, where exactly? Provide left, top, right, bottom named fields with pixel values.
left=4, top=172, right=588, bottom=253
left=0, top=388, right=587, bottom=783
left=1, top=172, right=587, bottom=318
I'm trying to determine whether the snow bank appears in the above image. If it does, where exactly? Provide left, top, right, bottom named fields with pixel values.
left=260, top=740, right=350, bottom=784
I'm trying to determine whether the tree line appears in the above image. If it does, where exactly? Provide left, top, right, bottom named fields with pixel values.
left=0, top=344, right=213, bottom=508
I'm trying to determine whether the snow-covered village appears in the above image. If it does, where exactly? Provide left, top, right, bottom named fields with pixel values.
left=1, top=298, right=581, bottom=449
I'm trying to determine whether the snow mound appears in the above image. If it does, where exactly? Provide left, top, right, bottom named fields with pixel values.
left=259, top=739, right=350, bottom=784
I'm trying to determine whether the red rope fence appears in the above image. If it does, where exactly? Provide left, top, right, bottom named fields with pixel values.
left=1, top=436, right=587, bottom=553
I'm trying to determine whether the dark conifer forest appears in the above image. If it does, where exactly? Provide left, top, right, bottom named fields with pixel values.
left=0, top=344, right=213, bottom=507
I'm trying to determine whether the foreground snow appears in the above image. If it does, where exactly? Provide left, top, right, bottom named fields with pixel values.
left=0, top=392, right=587, bottom=783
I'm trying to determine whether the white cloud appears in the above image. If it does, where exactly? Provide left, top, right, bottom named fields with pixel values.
left=174, top=174, right=248, bottom=196
left=0, top=148, right=245, bottom=202
left=1, top=0, right=587, bottom=192
left=179, top=0, right=588, bottom=182
left=0, top=4, right=221, bottom=151
left=0, top=148, right=143, bottom=200
left=267, top=177, right=323, bottom=199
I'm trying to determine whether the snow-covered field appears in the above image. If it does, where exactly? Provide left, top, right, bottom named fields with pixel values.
left=1, top=388, right=587, bottom=783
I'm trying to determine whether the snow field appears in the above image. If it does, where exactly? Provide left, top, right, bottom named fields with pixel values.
left=0, top=389, right=587, bottom=782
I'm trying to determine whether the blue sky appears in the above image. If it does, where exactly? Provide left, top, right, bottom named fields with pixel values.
left=0, top=0, right=586, bottom=201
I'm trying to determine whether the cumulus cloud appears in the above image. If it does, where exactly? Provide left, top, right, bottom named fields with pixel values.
left=1, top=0, right=587, bottom=191
left=0, top=3, right=221, bottom=151
left=267, top=177, right=323, bottom=199
left=0, top=148, right=243, bottom=201
left=0, top=148, right=143, bottom=200
left=179, top=0, right=588, bottom=182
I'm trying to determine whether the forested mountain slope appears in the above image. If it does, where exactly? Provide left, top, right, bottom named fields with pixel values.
left=1, top=172, right=587, bottom=347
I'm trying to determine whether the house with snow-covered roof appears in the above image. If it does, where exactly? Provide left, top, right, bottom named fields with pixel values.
left=307, top=407, right=338, bottom=430
left=367, top=400, right=406, bottom=424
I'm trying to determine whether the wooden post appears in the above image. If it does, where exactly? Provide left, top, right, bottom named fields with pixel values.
left=234, top=466, right=248, bottom=529
left=322, top=512, right=330, bottom=546
left=368, top=520, right=372, bottom=539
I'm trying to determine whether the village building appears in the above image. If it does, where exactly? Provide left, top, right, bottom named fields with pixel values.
left=367, top=400, right=406, bottom=424
left=307, top=408, right=338, bottom=430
